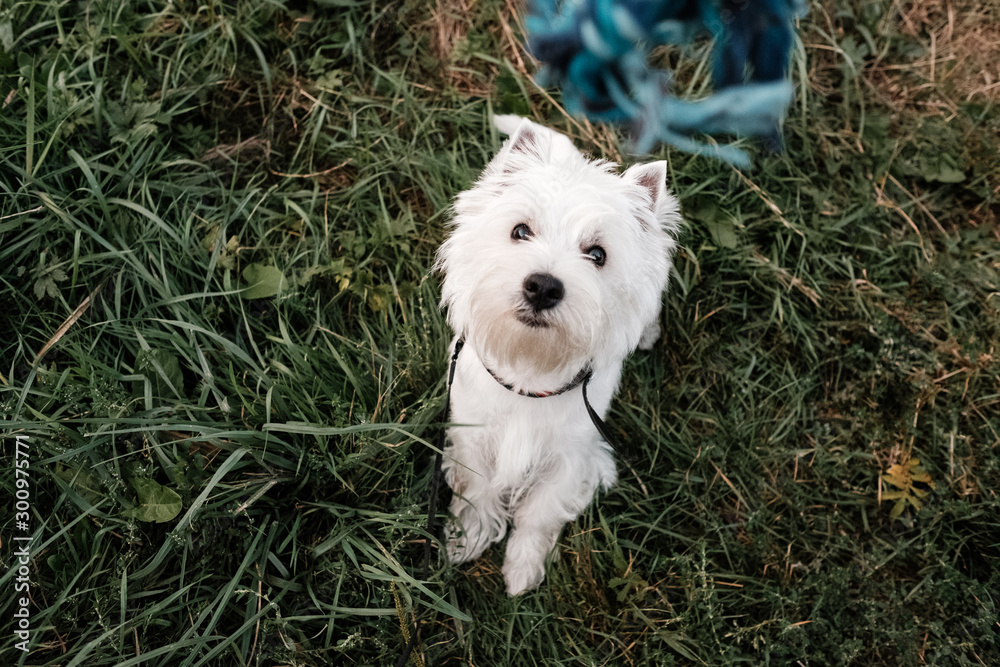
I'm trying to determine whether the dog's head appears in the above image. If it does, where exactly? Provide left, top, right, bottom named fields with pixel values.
left=436, top=118, right=680, bottom=378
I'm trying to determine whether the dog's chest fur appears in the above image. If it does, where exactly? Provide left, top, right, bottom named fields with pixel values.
left=448, top=346, right=615, bottom=491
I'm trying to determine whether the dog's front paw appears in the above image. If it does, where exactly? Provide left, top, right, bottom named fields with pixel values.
left=502, top=557, right=546, bottom=596
left=502, top=531, right=555, bottom=595
left=445, top=519, right=483, bottom=565
left=445, top=504, right=501, bottom=565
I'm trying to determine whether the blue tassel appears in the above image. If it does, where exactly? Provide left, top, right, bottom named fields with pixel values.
left=525, top=0, right=807, bottom=167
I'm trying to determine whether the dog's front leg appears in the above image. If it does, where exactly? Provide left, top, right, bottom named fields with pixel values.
left=444, top=459, right=507, bottom=565
left=502, top=467, right=598, bottom=595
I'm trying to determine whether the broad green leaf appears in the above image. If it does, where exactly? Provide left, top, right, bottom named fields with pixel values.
left=47, top=553, right=71, bottom=572
left=706, top=218, right=738, bottom=249
left=690, top=197, right=738, bottom=249
left=921, top=153, right=965, bottom=183
left=123, top=478, right=183, bottom=523
left=53, top=464, right=104, bottom=504
left=242, top=263, right=289, bottom=299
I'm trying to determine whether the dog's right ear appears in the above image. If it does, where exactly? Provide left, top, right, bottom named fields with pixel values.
left=492, top=120, right=544, bottom=175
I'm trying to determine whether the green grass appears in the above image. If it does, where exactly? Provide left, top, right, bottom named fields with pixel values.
left=1, top=0, right=999, bottom=665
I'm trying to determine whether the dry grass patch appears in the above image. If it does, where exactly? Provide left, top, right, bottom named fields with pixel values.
left=423, top=0, right=530, bottom=96
left=894, top=0, right=1000, bottom=104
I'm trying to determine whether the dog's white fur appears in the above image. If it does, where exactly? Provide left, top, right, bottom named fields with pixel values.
left=435, top=115, right=680, bottom=595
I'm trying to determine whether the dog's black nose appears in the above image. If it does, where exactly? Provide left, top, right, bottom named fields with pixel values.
left=523, top=273, right=564, bottom=312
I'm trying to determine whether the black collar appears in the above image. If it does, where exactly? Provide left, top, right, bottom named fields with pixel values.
left=485, top=364, right=592, bottom=398
left=458, top=338, right=627, bottom=457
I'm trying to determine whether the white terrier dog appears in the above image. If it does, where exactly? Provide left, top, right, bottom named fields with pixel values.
left=435, top=115, right=680, bottom=595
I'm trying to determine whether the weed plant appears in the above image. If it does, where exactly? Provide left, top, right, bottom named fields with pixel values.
left=1, top=0, right=998, bottom=665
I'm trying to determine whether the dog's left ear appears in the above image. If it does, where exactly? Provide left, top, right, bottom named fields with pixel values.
left=623, top=161, right=668, bottom=212
left=624, top=161, right=679, bottom=232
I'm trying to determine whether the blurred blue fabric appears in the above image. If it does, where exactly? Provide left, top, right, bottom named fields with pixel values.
left=526, top=0, right=807, bottom=168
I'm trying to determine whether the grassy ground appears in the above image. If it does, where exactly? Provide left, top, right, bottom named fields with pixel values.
left=1, top=0, right=998, bottom=665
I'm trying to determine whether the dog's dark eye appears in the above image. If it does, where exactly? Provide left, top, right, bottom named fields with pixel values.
left=511, top=223, right=533, bottom=241
left=585, top=245, right=607, bottom=267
